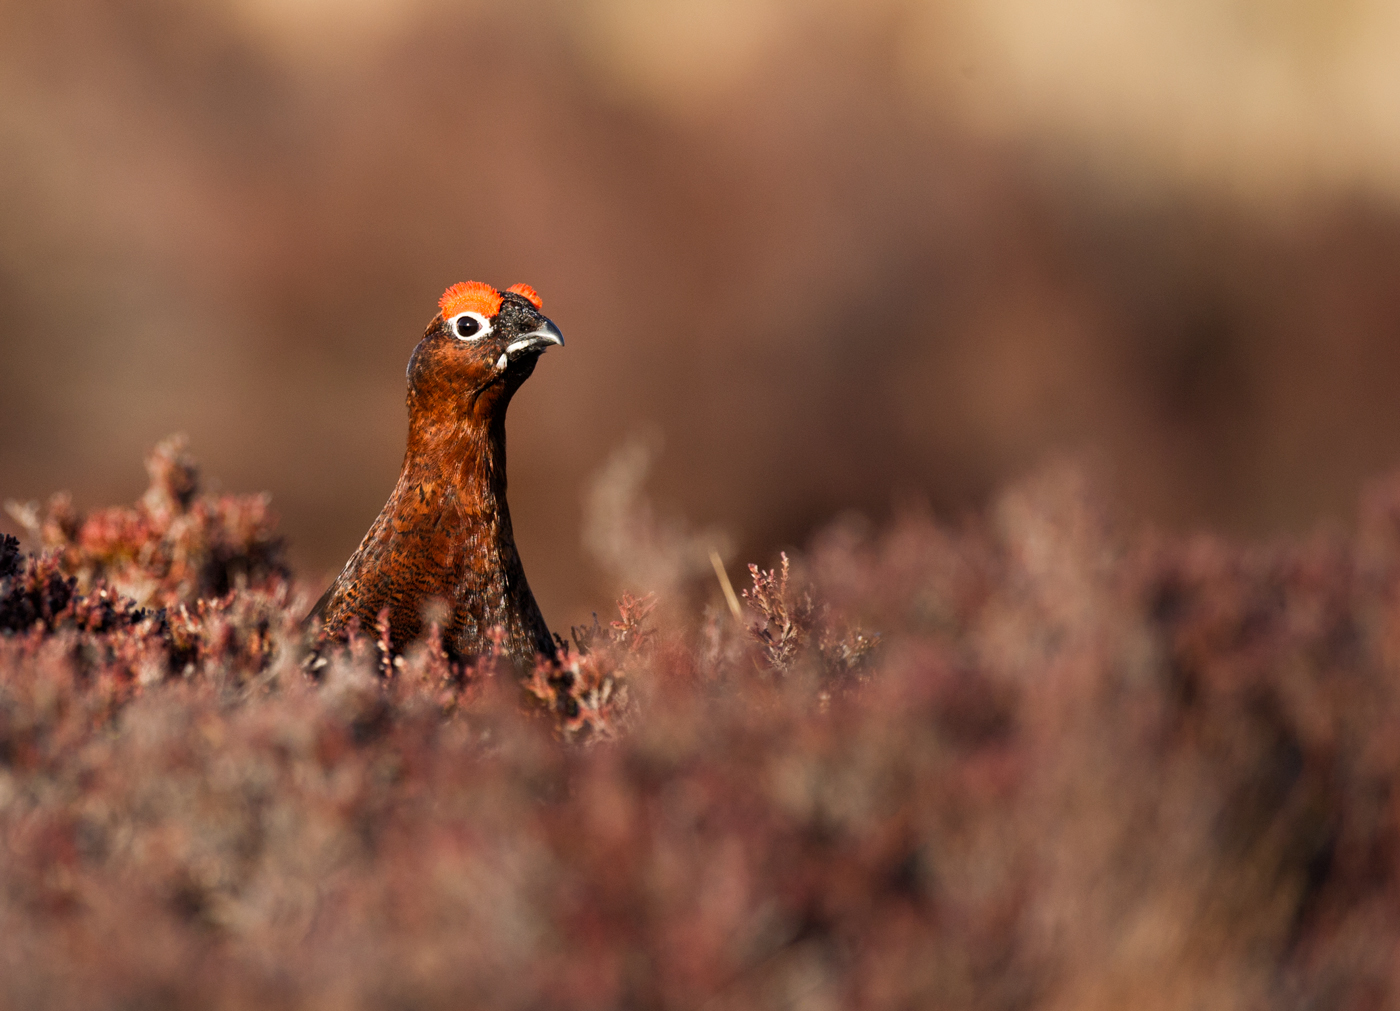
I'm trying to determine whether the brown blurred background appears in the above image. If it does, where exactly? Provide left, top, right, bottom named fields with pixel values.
left=3, top=0, right=1400, bottom=628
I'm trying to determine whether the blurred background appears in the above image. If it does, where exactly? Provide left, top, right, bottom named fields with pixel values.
left=4, top=0, right=1400, bottom=628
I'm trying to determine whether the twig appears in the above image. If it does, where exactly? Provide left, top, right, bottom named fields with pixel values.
left=710, top=549, right=743, bottom=620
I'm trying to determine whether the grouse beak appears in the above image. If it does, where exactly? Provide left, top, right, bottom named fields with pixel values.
left=504, top=318, right=564, bottom=361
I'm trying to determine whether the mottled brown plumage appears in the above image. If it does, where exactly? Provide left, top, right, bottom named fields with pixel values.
left=307, top=282, right=563, bottom=664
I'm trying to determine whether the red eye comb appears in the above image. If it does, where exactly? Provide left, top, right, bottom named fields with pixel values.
left=439, top=281, right=503, bottom=320
left=505, top=283, right=542, bottom=309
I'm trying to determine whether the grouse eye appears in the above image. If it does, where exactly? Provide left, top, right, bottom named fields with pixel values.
left=450, top=311, right=491, bottom=341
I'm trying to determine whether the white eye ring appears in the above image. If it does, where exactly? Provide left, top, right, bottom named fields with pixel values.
left=449, top=311, right=493, bottom=341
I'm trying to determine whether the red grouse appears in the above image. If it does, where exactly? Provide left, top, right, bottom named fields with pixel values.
left=308, top=281, right=563, bottom=664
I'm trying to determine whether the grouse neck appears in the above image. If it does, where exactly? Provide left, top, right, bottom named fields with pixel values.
left=404, top=407, right=509, bottom=503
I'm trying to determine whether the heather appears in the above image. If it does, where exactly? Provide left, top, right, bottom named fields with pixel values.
left=3, top=447, right=1400, bottom=1010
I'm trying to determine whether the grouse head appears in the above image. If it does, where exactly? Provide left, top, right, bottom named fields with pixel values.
left=408, top=281, right=563, bottom=426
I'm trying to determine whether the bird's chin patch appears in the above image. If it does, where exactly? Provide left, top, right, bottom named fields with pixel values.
left=503, top=349, right=544, bottom=372
left=476, top=351, right=540, bottom=399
